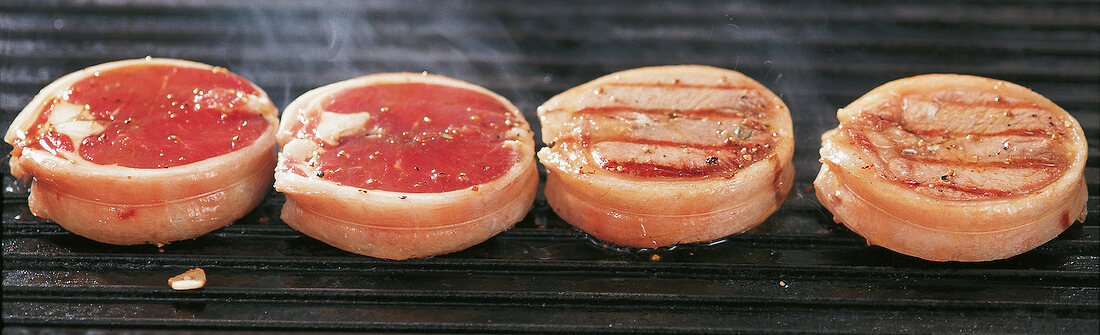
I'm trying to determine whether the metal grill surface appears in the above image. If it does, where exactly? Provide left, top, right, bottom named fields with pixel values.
left=2, top=1, right=1098, bottom=333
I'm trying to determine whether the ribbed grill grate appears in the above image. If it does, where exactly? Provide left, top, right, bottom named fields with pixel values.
left=3, top=0, right=1098, bottom=333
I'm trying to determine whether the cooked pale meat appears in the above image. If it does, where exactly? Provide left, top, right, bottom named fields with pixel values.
left=4, top=58, right=279, bottom=245
left=538, top=65, right=795, bottom=248
left=815, top=74, right=1088, bottom=262
left=275, top=73, right=538, bottom=260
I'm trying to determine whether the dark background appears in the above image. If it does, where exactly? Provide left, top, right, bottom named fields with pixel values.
left=3, top=1, right=1098, bottom=333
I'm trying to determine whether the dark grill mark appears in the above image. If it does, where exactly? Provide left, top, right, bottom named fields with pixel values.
left=899, top=179, right=1015, bottom=198
left=619, top=138, right=761, bottom=151
left=841, top=95, right=1073, bottom=200
left=601, top=160, right=712, bottom=178
left=550, top=87, right=778, bottom=178
left=591, top=136, right=769, bottom=177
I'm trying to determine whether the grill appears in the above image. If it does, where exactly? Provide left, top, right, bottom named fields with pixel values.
left=3, top=0, right=1098, bottom=333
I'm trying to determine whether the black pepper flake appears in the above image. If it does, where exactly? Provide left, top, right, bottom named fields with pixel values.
left=705, top=156, right=719, bottom=164
left=316, top=171, right=325, bottom=178
left=399, top=196, right=407, bottom=199
left=414, top=167, right=420, bottom=171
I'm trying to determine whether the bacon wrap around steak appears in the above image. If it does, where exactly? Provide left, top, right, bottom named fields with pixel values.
left=275, top=73, right=538, bottom=260
left=5, top=58, right=279, bottom=245
left=814, top=74, right=1088, bottom=261
left=538, top=65, right=795, bottom=248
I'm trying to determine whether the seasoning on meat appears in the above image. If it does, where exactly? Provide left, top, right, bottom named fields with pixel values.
left=814, top=74, right=1089, bottom=261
